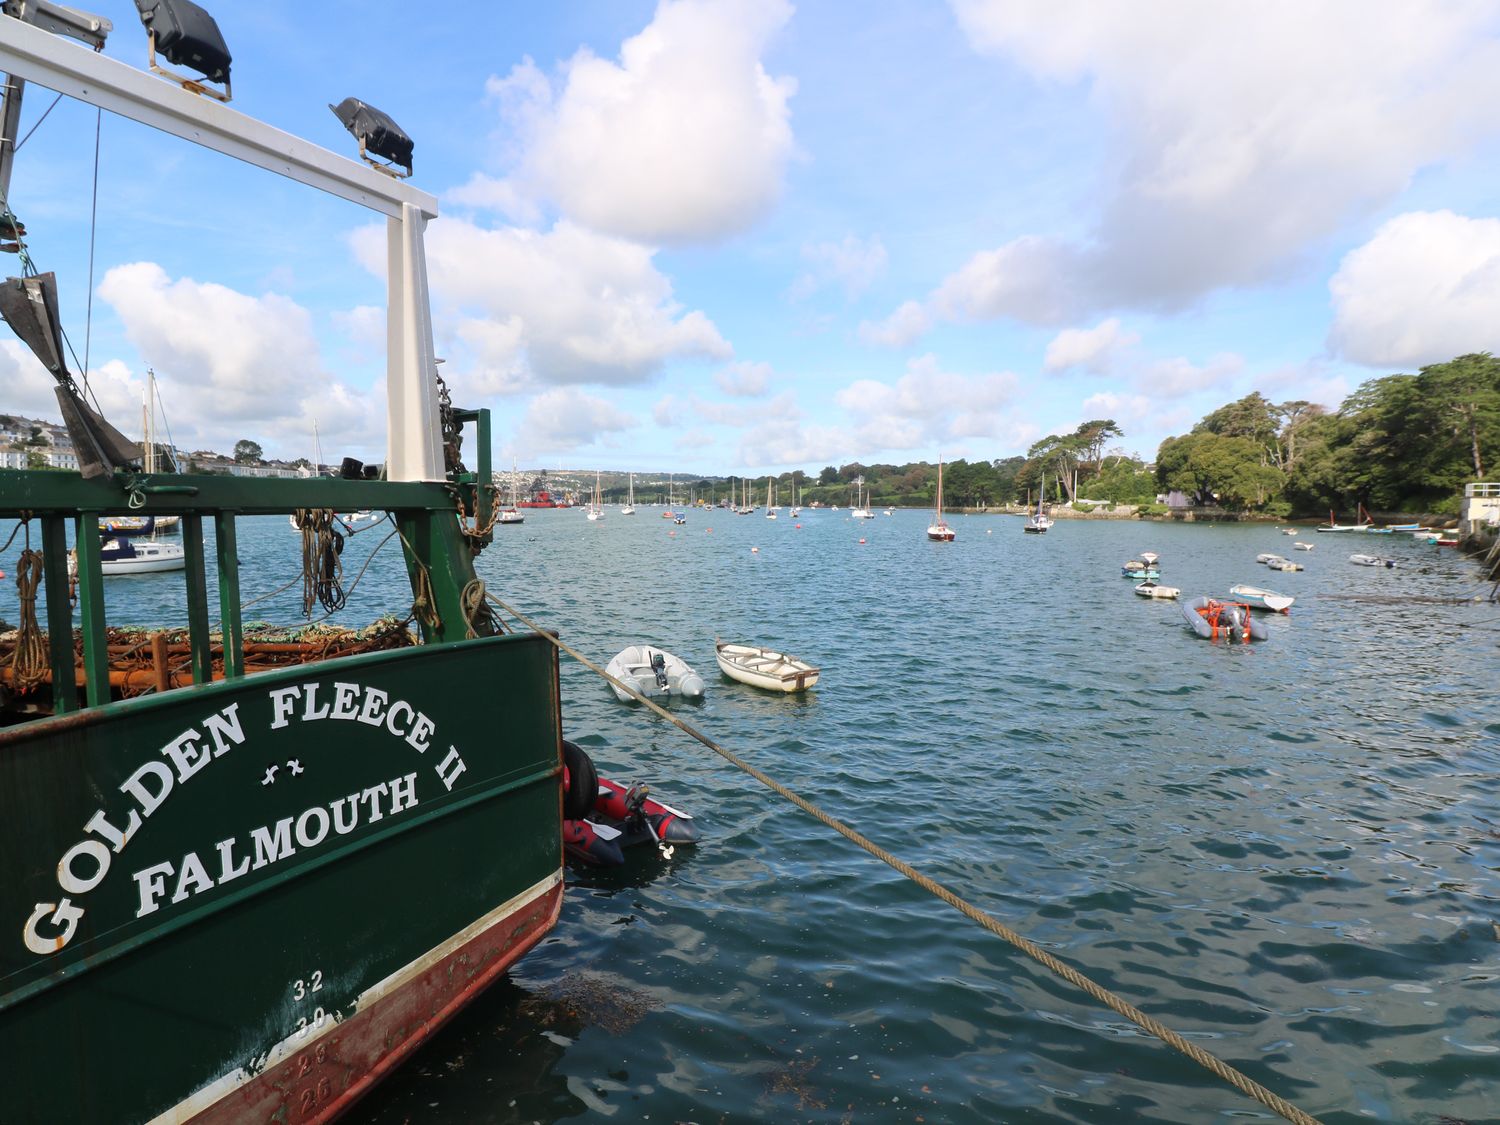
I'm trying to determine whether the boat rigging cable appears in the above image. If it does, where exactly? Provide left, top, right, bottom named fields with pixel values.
left=486, top=590, right=1323, bottom=1125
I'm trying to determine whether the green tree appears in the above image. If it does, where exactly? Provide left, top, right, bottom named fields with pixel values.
left=1156, top=431, right=1279, bottom=508
left=233, top=439, right=264, bottom=463
left=1420, top=352, right=1500, bottom=478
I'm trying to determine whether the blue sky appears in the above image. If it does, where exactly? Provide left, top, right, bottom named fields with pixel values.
left=5, top=0, right=1500, bottom=473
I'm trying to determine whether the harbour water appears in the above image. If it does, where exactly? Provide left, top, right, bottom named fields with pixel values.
left=4, top=509, right=1496, bottom=1121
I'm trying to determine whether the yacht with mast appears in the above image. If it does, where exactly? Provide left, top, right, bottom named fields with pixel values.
left=850, top=474, right=875, bottom=519
left=926, top=456, right=955, bottom=541
left=497, top=459, right=525, bottom=523
left=587, top=469, right=605, bottom=520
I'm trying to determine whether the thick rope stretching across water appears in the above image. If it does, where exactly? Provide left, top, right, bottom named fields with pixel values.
left=486, top=592, right=1324, bottom=1125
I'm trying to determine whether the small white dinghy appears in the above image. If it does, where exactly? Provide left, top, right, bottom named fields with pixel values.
left=715, top=639, right=821, bottom=692
left=605, top=646, right=705, bottom=702
left=1350, top=553, right=1396, bottom=568
left=1134, top=581, right=1180, bottom=599
left=1266, top=557, right=1303, bottom=571
left=1294, top=541, right=1314, bottom=551
left=1228, top=584, right=1295, bottom=612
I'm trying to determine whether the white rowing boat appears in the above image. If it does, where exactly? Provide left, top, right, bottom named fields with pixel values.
left=1134, top=581, right=1180, bottom=599
left=1228, top=584, right=1295, bottom=612
left=715, top=639, right=820, bottom=693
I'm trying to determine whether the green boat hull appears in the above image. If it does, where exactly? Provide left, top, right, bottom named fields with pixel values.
left=1, top=632, right=564, bottom=1123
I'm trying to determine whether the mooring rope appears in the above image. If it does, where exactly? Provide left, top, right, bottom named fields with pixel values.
left=10, top=547, right=47, bottom=692
left=485, top=591, right=1323, bottom=1125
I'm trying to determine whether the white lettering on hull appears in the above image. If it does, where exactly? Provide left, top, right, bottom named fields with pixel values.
left=22, top=680, right=475, bottom=957
left=134, top=773, right=420, bottom=917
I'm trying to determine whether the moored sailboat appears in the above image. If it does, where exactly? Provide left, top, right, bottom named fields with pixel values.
left=587, top=469, right=605, bottom=520
left=926, top=456, right=955, bottom=541
left=498, top=459, right=525, bottom=523
left=850, top=474, right=874, bottom=519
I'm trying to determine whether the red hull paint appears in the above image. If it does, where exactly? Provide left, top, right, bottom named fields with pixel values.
left=191, top=881, right=563, bottom=1124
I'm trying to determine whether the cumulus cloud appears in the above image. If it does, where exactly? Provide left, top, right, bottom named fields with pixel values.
left=517, top=387, right=638, bottom=455
left=715, top=360, right=772, bottom=397
left=675, top=428, right=717, bottom=450
left=930, top=237, right=1086, bottom=326
left=357, top=218, right=731, bottom=393
left=1079, top=390, right=1158, bottom=429
left=896, top=1, right=1500, bottom=331
left=1044, top=317, right=1139, bottom=373
left=835, top=354, right=1019, bottom=449
left=0, top=344, right=142, bottom=425
left=1328, top=210, right=1500, bottom=367
left=791, top=235, right=888, bottom=301
left=1256, top=361, right=1350, bottom=413
left=736, top=417, right=852, bottom=467
left=652, top=394, right=686, bottom=427
left=858, top=300, right=931, bottom=348
left=1135, top=352, right=1244, bottom=397
left=479, top=0, right=796, bottom=245
left=96, top=262, right=382, bottom=457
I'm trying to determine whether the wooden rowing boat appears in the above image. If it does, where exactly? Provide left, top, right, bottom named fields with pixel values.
left=715, top=639, right=820, bottom=692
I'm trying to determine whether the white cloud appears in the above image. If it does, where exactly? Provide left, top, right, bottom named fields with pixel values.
left=930, top=237, right=1085, bottom=327
left=1328, top=210, right=1500, bottom=367
left=1044, top=317, right=1139, bottom=373
left=1079, top=390, right=1156, bottom=428
left=517, top=387, right=638, bottom=455
left=359, top=218, right=731, bottom=391
left=652, top=394, right=686, bottom=427
left=736, top=418, right=852, bottom=467
left=96, top=262, right=382, bottom=457
left=792, top=235, right=888, bottom=300
left=1135, top=352, right=1244, bottom=397
left=675, top=428, right=716, bottom=450
left=446, top=173, right=543, bottom=227
left=486, top=0, right=796, bottom=245
left=0, top=344, right=142, bottom=424
left=715, top=360, right=772, bottom=397
left=691, top=390, right=798, bottom=428
left=858, top=300, right=931, bottom=348
left=835, top=354, right=1020, bottom=449
left=924, top=1, right=1500, bottom=324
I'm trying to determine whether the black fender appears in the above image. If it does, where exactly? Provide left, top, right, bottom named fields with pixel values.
left=561, top=739, right=598, bottom=820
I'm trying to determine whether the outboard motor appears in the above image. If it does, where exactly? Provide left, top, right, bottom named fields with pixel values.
left=650, top=651, right=669, bottom=690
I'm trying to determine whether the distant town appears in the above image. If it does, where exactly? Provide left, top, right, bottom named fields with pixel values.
left=0, top=409, right=729, bottom=505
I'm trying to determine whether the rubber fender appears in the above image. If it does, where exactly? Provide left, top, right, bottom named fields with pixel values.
left=561, top=740, right=599, bottom=820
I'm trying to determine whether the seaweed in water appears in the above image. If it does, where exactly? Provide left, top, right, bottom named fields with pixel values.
left=536, top=972, right=660, bottom=1036
left=765, top=1056, right=826, bottom=1111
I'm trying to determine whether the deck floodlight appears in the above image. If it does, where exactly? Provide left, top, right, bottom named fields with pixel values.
left=330, top=97, right=413, bottom=178
left=133, top=0, right=232, bottom=101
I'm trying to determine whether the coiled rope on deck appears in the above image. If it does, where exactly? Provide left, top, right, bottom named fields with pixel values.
left=485, top=591, right=1323, bottom=1125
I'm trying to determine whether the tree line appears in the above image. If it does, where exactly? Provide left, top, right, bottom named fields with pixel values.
left=761, top=352, right=1497, bottom=516
left=1156, top=352, right=1498, bottom=516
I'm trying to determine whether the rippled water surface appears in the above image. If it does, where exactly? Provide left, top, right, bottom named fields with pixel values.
left=5, top=509, right=1497, bottom=1122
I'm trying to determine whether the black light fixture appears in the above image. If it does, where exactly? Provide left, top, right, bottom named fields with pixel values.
left=133, top=0, right=232, bottom=101
left=330, top=97, right=413, bottom=178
